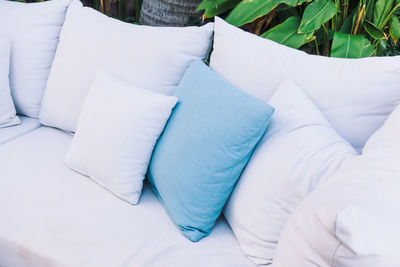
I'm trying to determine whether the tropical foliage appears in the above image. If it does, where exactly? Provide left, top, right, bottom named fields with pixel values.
left=198, top=0, right=400, bottom=57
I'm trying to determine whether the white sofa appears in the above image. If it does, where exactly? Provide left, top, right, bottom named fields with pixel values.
left=1, top=0, right=400, bottom=267
left=0, top=116, right=41, bottom=145
left=0, top=1, right=255, bottom=266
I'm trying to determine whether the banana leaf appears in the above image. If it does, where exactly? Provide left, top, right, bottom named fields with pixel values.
left=331, top=31, right=374, bottom=58
left=390, top=16, right=400, bottom=43
left=340, top=9, right=357, bottom=33
left=373, top=0, right=395, bottom=28
left=298, top=0, right=337, bottom=33
left=226, top=0, right=297, bottom=27
left=197, top=0, right=240, bottom=18
left=364, top=20, right=386, bottom=40
left=262, top=16, right=314, bottom=49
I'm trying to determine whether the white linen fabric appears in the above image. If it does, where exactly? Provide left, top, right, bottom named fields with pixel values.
left=0, top=0, right=71, bottom=118
left=65, top=71, right=177, bottom=205
left=39, top=0, right=214, bottom=133
left=0, top=36, right=19, bottom=128
left=224, top=81, right=357, bottom=265
left=0, top=127, right=254, bottom=267
left=273, top=104, right=400, bottom=267
left=0, top=116, right=41, bottom=145
left=211, top=17, right=400, bottom=151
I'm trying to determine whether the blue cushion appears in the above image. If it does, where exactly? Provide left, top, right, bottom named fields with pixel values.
left=148, top=59, right=274, bottom=242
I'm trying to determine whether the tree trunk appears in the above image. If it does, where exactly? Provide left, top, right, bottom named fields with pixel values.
left=140, top=0, right=202, bottom=27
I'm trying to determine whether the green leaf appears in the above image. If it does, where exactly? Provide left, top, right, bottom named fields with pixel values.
left=376, top=39, right=388, bottom=56
left=298, top=0, right=337, bottom=34
left=373, top=0, right=394, bottom=28
left=340, top=9, right=356, bottom=33
left=365, top=0, right=375, bottom=22
left=363, top=20, right=386, bottom=40
left=381, top=2, right=400, bottom=28
left=331, top=32, right=374, bottom=58
left=226, top=0, right=298, bottom=27
left=261, top=16, right=314, bottom=49
left=390, top=16, right=400, bottom=42
left=197, top=0, right=240, bottom=18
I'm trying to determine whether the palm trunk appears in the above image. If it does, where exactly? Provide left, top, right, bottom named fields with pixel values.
left=140, top=0, right=202, bottom=27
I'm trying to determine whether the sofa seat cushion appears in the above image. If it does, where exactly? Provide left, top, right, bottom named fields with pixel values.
left=0, top=116, right=41, bottom=145
left=0, top=127, right=254, bottom=267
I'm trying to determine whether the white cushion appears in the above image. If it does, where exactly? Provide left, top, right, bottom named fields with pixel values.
left=65, top=70, right=177, bottom=205
left=0, top=127, right=254, bottom=267
left=39, top=0, right=214, bottom=133
left=0, top=0, right=71, bottom=118
left=0, top=116, right=41, bottom=145
left=224, top=80, right=357, bottom=265
left=0, top=36, right=19, bottom=128
left=273, top=104, right=400, bottom=267
left=211, top=17, right=400, bottom=151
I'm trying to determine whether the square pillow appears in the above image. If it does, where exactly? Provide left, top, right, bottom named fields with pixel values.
left=273, top=104, right=400, bottom=267
left=0, top=37, right=20, bottom=128
left=0, top=0, right=71, bottom=118
left=65, top=70, right=177, bottom=205
left=148, top=59, right=274, bottom=242
left=39, top=0, right=214, bottom=133
left=224, top=80, right=357, bottom=265
left=211, top=17, right=400, bottom=151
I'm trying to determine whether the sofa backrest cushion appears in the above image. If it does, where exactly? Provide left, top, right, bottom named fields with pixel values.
left=273, top=103, right=400, bottom=267
left=210, top=17, right=400, bottom=152
left=0, top=0, right=71, bottom=118
left=148, top=59, right=274, bottom=242
left=224, top=80, right=357, bottom=265
left=39, top=0, right=214, bottom=133
left=0, top=36, right=20, bottom=128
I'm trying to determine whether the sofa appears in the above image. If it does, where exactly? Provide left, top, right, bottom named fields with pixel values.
left=1, top=0, right=400, bottom=267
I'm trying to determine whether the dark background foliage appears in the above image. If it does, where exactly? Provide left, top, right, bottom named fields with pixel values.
left=13, top=0, right=141, bottom=23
